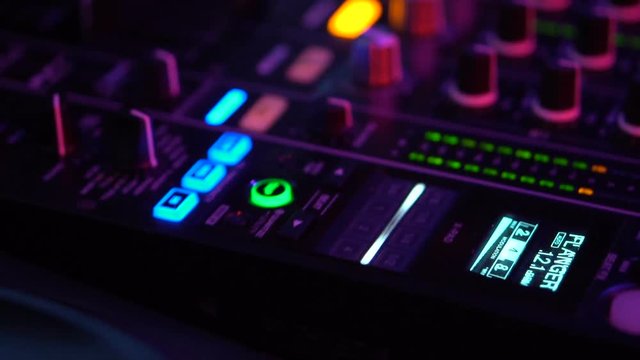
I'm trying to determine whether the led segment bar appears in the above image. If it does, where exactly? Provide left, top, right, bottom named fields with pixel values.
left=328, top=0, right=382, bottom=39
left=205, top=89, right=248, bottom=126
left=423, top=130, right=602, bottom=172
left=408, top=152, right=591, bottom=196
left=360, top=183, right=426, bottom=265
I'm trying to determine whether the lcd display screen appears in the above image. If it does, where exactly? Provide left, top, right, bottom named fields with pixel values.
left=470, top=215, right=587, bottom=293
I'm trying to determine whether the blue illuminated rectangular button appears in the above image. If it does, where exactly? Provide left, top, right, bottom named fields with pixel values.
left=205, top=88, right=248, bottom=126
left=208, top=132, right=253, bottom=166
left=153, top=188, right=199, bottom=222
left=181, top=160, right=227, bottom=193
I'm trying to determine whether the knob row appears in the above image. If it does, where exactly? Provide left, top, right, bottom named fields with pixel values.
left=351, top=5, right=620, bottom=90
left=492, top=1, right=617, bottom=71
left=446, top=45, right=582, bottom=125
left=448, top=46, right=640, bottom=138
left=53, top=93, right=158, bottom=169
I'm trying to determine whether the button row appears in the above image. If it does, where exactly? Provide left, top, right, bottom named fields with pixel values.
left=153, top=132, right=253, bottom=223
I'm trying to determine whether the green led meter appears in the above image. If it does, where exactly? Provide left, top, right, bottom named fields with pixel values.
left=250, top=178, right=294, bottom=209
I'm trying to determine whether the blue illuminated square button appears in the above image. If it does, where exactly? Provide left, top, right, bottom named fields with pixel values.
left=208, top=132, right=253, bottom=166
left=182, top=160, right=227, bottom=193
left=153, top=188, right=199, bottom=222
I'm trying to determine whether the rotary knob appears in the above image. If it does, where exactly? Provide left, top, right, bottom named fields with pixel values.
left=351, top=27, right=404, bottom=87
left=447, top=44, right=499, bottom=108
left=326, top=98, right=354, bottom=138
left=608, top=287, right=640, bottom=336
left=606, top=0, right=640, bottom=23
left=388, top=0, right=446, bottom=38
left=52, top=93, right=80, bottom=158
left=618, top=75, right=640, bottom=137
left=489, top=1, right=537, bottom=57
left=145, top=49, right=182, bottom=102
left=102, top=109, right=158, bottom=169
left=124, top=49, right=182, bottom=105
left=570, top=11, right=617, bottom=71
left=533, top=59, right=582, bottom=124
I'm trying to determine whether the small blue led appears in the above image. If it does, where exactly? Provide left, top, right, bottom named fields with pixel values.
left=205, top=88, right=248, bottom=126
left=181, top=160, right=227, bottom=193
left=208, top=132, right=253, bottom=166
left=153, top=188, right=200, bottom=223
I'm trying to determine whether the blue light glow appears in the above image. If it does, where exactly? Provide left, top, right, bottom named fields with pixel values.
left=205, top=89, right=248, bottom=126
left=208, top=132, right=253, bottom=166
left=153, top=188, right=200, bottom=223
left=360, top=183, right=426, bottom=266
left=181, top=160, right=227, bottom=193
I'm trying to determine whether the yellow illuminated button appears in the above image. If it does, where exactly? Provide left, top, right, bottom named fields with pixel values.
left=239, top=94, right=289, bottom=133
left=285, top=46, right=334, bottom=85
left=578, top=187, right=595, bottom=196
left=327, top=0, right=383, bottom=39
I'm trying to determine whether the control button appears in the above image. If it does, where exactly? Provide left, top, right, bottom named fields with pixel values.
left=489, top=1, right=536, bottom=57
left=102, top=109, right=158, bottom=169
left=325, top=162, right=355, bottom=188
left=364, top=200, right=395, bottom=216
left=153, top=188, right=200, bottom=223
left=570, top=12, right=617, bottom=71
left=286, top=46, right=335, bottom=85
left=618, top=75, right=640, bottom=137
left=606, top=0, right=640, bottom=23
left=207, top=132, right=253, bottom=166
left=390, top=230, right=422, bottom=249
left=239, top=94, right=289, bottom=133
left=327, top=0, right=383, bottom=39
left=348, top=219, right=385, bottom=241
left=326, top=98, right=354, bottom=138
left=181, top=160, right=227, bottom=193
left=388, top=0, right=446, bottom=38
left=278, top=210, right=316, bottom=240
left=331, top=240, right=368, bottom=261
left=532, top=59, right=581, bottom=124
left=205, top=89, right=248, bottom=126
left=250, top=178, right=294, bottom=209
left=374, top=250, right=408, bottom=271
left=351, top=27, right=404, bottom=87
left=609, top=288, right=640, bottom=335
left=52, top=93, right=79, bottom=158
left=447, top=44, right=498, bottom=108
left=529, top=0, right=570, bottom=12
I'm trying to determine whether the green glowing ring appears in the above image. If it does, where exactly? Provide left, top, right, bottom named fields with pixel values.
left=250, top=178, right=294, bottom=209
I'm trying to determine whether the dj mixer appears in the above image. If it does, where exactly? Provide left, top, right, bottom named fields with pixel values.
left=1, top=0, right=640, bottom=357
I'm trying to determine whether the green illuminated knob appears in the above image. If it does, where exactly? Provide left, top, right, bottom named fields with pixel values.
left=250, top=178, right=294, bottom=209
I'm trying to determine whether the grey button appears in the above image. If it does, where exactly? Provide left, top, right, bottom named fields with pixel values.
left=331, top=241, right=368, bottom=261
left=374, top=250, right=407, bottom=271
